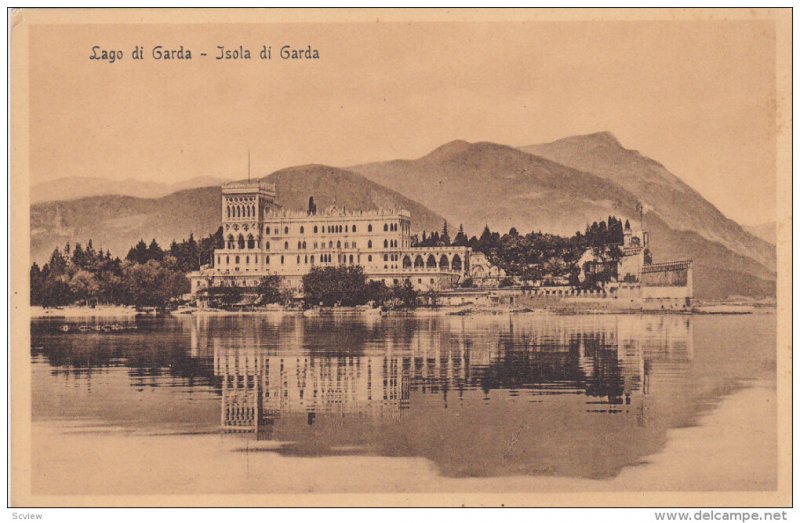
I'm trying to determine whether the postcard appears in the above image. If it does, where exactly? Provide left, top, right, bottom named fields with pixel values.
left=9, top=7, right=792, bottom=508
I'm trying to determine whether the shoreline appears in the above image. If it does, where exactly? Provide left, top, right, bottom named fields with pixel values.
left=31, top=305, right=142, bottom=318
left=29, top=302, right=775, bottom=319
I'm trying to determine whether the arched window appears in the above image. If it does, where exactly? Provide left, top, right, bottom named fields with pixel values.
left=266, top=255, right=270, bottom=264
left=383, top=239, right=388, bottom=248
left=383, top=223, right=388, bottom=232
left=368, top=240, right=372, bottom=248
left=300, top=226, right=304, bottom=234
left=314, top=225, right=318, bottom=233
left=384, top=254, right=388, bottom=261
left=414, top=255, right=424, bottom=268
left=302, top=241, right=307, bottom=249
left=266, top=241, right=270, bottom=250
left=284, top=241, right=288, bottom=250
left=368, top=255, right=372, bottom=262
left=297, top=255, right=300, bottom=264
left=284, top=226, right=289, bottom=234
left=345, top=225, right=349, bottom=233
left=337, top=240, right=341, bottom=248
left=352, top=225, right=357, bottom=233
left=227, top=234, right=234, bottom=249
left=245, top=256, right=249, bottom=264
left=266, top=226, right=270, bottom=235
left=403, top=256, right=412, bottom=268
left=427, top=255, right=437, bottom=268
left=368, top=224, right=373, bottom=232
left=227, top=207, right=230, bottom=218
left=298, top=241, right=302, bottom=249
left=280, top=255, right=284, bottom=264
left=247, top=234, right=255, bottom=249
left=452, top=254, right=462, bottom=271
left=226, top=255, right=229, bottom=264
left=235, top=255, right=240, bottom=264
left=349, top=255, right=354, bottom=263
left=439, top=255, right=450, bottom=270
left=237, top=234, right=245, bottom=249
left=310, top=255, right=315, bottom=265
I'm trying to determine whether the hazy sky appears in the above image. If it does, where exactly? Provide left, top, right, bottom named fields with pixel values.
left=28, top=16, right=779, bottom=224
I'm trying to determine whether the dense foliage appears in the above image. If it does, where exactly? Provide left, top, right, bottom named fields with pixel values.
left=302, top=266, right=417, bottom=308
left=414, top=217, right=628, bottom=285
left=31, top=228, right=225, bottom=308
left=30, top=239, right=189, bottom=308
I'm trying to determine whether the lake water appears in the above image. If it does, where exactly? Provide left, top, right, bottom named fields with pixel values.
left=29, top=312, right=777, bottom=495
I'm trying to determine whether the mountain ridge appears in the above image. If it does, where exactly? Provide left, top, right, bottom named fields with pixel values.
left=30, top=175, right=232, bottom=204
left=30, top=135, right=776, bottom=299
left=521, top=132, right=775, bottom=273
left=30, top=165, right=446, bottom=266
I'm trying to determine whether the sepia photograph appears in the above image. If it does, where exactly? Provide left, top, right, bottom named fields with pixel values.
left=7, top=7, right=793, bottom=511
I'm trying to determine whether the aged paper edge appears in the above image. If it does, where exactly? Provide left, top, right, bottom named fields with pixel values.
left=8, top=7, right=793, bottom=508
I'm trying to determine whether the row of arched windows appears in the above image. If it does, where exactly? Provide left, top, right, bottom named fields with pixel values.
left=226, top=204, right=257, bottom=219
left=226, top=234, right=257, bottom=249
left=253, top=221, right=406, bottom=236
left=400, top=254, right=462, bottom=270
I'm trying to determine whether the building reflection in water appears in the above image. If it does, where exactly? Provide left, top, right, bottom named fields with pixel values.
left=187, top=314, right=693, bottom=440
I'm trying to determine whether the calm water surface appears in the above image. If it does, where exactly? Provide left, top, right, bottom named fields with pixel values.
left=31, top=312, right=776, bottom=481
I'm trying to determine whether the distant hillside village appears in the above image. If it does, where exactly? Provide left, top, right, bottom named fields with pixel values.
left=31, top=180, right=693, bottom=311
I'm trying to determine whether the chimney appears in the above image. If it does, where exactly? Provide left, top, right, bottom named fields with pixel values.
left=308, top=196, right=317, bottom=215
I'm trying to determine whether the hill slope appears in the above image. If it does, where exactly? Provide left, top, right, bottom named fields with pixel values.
left=350, top=139, right=775, bottom=299
left=743, top=222, right=776, bottom=246
left=352, top=140, right=642, bottom=238
left=30, top=176, right=230, bottom=204
left=521, top=132, right=776, bottom=273
left=30, top=165, right=445, bottom=264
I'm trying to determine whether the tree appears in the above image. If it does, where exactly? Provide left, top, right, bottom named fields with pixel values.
left=121, top=260, right=188, bottom=308
left=453, top=224, right=468, bottom=247
left=255, top=275, right=283, bottom=304
left=69, top=270, right=100, bottom=305
left=30, top=263, right=44, bottom=306
left=40, top=276, right=73, bottom=307
left=302, top=266, right=369, bottom=307
left=441, top=221, right=451, bottom=246
left=204, top=282, right=243, bottom=308
left=365, top=280, right=389, bottom=305
left=392, top=279, right=418, bottom=308
left=147, top=239, right=164, bottom=262
left=498, top=277, right=515, bottom=288
left=126, top=239, right=149, bottom=264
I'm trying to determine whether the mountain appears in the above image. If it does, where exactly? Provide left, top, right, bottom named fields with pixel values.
left=30, top=165, right=445, bottom=265
left=350, top=138, right=775, bottom=299
left=30, top=137, right=777, bottom=299
left=743, top=222, right=776, bottom=245
left=521, top=132, right=776, bottom=273
left=30, top=176, right=230, bottom=204
left=352, top=140, right=642, bottom=238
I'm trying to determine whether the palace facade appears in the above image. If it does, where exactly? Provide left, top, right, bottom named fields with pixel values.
left=189, top=181, right=472, bottom=296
